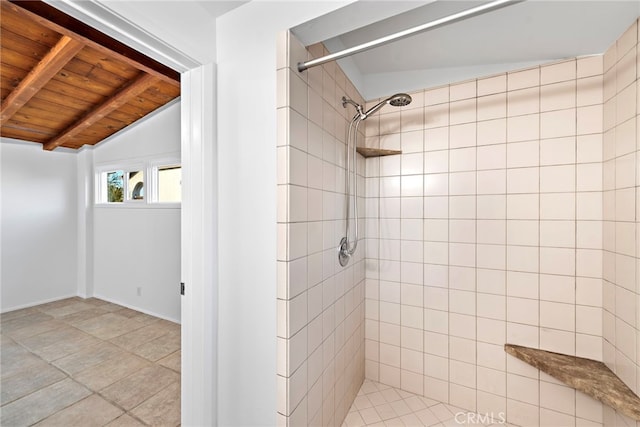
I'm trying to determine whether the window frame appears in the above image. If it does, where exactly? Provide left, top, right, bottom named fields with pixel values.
left=95, top=155, right=181, bottom=207
left=151, top=160, right=182, bottom=205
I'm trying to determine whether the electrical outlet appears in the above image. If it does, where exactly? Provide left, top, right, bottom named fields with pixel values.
left=137, top=287, right=142, bottom=296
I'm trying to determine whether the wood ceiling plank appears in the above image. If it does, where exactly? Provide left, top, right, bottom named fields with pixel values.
left=1, top=126, right=51, bottom=142
left=1, top=0, right=181, bottom=149
left=74, top=47, right=141, bottom=81
left=44, top=73, right=157, bottom=150
left=38, top=79, right=106, bottom=105
left=32, top=87, right=94, bottom=110
left=0, top=2, right=59, bottom=46
left=0, top=46, right=42, bottom=72
left=20, top=96, right=84, bottom=119
left=15, top=102, right=128, bottom=133
left=0, top=28, right=56, bottom=61
left=1, top=34, right=84, bottom=124
left=3, top=119, right=58, bottom=137
left=51, top=68, right=126, bottom=97
left=11, top=105, right=79, bottom=130
left=63, top=56, right=130, bottom=87
left=6, top=0, right=180, bottom=87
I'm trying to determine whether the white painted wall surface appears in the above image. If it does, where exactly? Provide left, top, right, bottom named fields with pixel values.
left=92, top=102, right=181, bottom=162
left=76, top=148, right=94, bottom=299
left=93, top=206, right=180, bottom=321
left=216, top=2, right=354, bottom=425
left=1, top=140, right=78, bottom=311
left=92, top=103, right=181, bottom=322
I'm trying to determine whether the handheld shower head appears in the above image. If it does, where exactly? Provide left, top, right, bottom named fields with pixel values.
left=388, top=93, right=412, bottom=107
left=362, top=93, right=412, bottom=119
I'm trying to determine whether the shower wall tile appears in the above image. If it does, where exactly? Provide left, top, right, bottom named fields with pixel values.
left=362, top=42, right=627, bottom=424
left=277, top=32, right=365, bottom=427
left=601, top=18, right=640, bottom=427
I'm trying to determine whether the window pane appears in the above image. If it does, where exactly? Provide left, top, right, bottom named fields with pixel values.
left=158, top=166, right=181, bottom=202
left=107, top=171, right=124, bottom=202
left=128, top=171, right=144, bottom=200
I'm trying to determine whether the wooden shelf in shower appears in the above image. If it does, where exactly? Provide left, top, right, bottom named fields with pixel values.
left=505, top=344, right=640, bottom=421
left=356, top=147, right=402, bottom=158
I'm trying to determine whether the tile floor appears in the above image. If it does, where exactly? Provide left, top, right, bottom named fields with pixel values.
left=343, top=380, right=515, bottom=427
left=1, top=297, right=180, bottom=426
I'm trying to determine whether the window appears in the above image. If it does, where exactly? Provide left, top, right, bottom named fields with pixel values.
left=96, top=157, right=180, bottom=205
left=128, top=171, right=144, bottom=200
left=156, top=165, right=181, bottom=203
left=106, top=170, right=124, bottom=202
left=98, top=166, right=144, bottom=204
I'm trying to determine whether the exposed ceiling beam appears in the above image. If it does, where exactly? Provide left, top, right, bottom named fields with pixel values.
left=6, top=0, right=180, bottom=87
left=43, top=73, right=157, bottom=150
left=0, top=35, right=84, bottom=124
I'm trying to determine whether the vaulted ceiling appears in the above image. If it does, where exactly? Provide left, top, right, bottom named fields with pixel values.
left=0, top=0, right=181, bottom=151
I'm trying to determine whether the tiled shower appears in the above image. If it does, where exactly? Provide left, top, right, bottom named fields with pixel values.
left=277, top=19, right=639, bottom=427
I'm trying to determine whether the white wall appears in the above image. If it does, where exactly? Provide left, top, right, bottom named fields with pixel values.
left=92, top=102, right=181, bottom=322
left=216, top=2, right=354, bottom=425
left=1, top=140, right=78, bottom=311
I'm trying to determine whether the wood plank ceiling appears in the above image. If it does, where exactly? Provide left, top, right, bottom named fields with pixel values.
left=0, top=0, right=181, bottom=150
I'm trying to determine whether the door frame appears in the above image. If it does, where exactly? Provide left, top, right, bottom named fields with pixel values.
left=40, top=2, right=217, bottom=425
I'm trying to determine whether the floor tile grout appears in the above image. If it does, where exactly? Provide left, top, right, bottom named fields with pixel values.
left=343, top=379, right=517, bottom=427
left=1, top=297, right=181, bottom=426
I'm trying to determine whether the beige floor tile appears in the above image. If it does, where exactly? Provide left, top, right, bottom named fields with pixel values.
left=100, top=365, right=179, bottom=410
left=37, top=298, right=82, bottom=312
left=1, top=344, right=44, bottom=379
left=83, top=297, right=109, bottom=306
left=93, top=301, right=127, bottom=312
left=5, top=319, right=67, bottom=341
left=0, top=378, right=91, bottom=426
left=25, top=329, right=101, bottom=362
left=132, top=331, right=180, bottom=361
left=39, top=301, right=96, bottom=318
left=114, top=307, right=142, bottom=318
left=75, top=313, right=145, bottom=340
left=73, top=353, right=151, bottom=391
left=18, top=326, right=88, bottom=351
left=130, top=381, right=180, bottom=426
left=0, top=306, right=40, bottom=323
left=105, top=414, right=146, bottom=426
left=52, top=341, right=126, bottom=375
left=158, top=350, right=181, bottom=373
left=1, top=361, right=67, bottom=405
left=34, top=394, right=124, bottom=427
left=129, top=312, right=163, bottom=325
left=58, top=308, right=109, bottom=325
left=109, top=322, right=173, bottom=352
left=1, top=312, right=54, bottom=333
left=1, top=298, right=181, bottom=426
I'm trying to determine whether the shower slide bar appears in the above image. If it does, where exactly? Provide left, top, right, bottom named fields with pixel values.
left=297, top=0, right=524, bottom=72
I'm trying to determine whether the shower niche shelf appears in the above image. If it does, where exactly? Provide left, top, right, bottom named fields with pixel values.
left=505, top=344, right=640, bottom=420
left=356, top=147, right=402, bottom=158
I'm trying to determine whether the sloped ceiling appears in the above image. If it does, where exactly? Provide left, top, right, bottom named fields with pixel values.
left=0, top=0, right=180, bottom=150
left=297, top=0, right=640, bottom=99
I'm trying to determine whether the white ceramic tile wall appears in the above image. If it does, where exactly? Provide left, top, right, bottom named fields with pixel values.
left=363, top=51, right=613, bottom=427
left=601, top=19, right=640, bottom=427
left=277, top=32, right=366, bottom=426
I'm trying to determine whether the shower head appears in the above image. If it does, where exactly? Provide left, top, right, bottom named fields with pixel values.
left=362, top=93, right=412, bottom=119
left=388, top=93, right=412, bottom=107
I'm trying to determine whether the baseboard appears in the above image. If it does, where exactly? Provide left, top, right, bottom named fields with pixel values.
left=1, top=293, right=181, bottom=325
left=1, top=294, right=79, bottom=313
left=91, top=293, right=181, bottom=324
